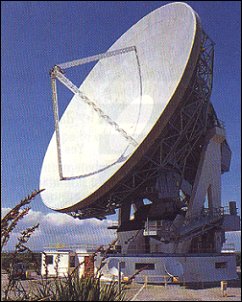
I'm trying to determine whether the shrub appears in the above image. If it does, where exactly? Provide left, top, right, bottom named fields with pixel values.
left=1, top=189, right=127, bottom=301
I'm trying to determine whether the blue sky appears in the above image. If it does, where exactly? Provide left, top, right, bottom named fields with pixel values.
left=1, top=1, right=241, bottom=250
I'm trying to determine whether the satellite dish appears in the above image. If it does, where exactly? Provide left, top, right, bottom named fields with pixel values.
left=40, top=2, right=201, bottom=213
left=107, top=258, right=120, bottom=277
left=164, top=259, right=184, bottom=277
left=39, top=2, right=240, bottom=284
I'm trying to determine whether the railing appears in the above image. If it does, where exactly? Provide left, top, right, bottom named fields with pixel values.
left=179, top=208, right=224, bottom=239
left=134, top=274, right=177, bottom=285
left=43, top=243, right=111, bottom=252
left=144, top=219, right=173, bottom=237
left=107, top=222, right=119, bottom=229
left=129, top=275, right=176, bottom=301
left=143, top=208, right=225, bottom=241
left=183, top=207, right=224, bottom=226
left=221, top=243, right=236, bottom=253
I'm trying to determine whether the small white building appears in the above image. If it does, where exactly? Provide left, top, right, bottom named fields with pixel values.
left=41, top=248, right=95, bottom=278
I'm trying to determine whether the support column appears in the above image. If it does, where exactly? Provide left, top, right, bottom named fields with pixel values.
left=118, top=202, right=131, bottom=228
left=186, top=127, right=225, bottom=219
left=133, top=199, right=144, bottom=212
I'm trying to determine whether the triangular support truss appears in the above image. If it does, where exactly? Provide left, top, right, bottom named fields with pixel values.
left=50, top=46, right=141, bottom=180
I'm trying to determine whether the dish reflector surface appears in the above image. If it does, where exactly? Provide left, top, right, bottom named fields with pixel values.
left=40, top=2, right=201, bottom=211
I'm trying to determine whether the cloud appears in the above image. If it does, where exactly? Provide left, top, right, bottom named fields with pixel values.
left=4, top=206, right=239, bottom=253
left=43, top=212, right=84, bottom=227
left=1, top=207, right=117, bottom=251
left=1, top=207, right=12, bottom=218
left=22, top=209, right=43, bottom=225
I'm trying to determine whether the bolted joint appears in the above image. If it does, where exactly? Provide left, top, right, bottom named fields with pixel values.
left=49, top=65, right=64, bottom=78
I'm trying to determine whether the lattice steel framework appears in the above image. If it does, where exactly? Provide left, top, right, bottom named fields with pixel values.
left=69, top=31, right=218, bottom=220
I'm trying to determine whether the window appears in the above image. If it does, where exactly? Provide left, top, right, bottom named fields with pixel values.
left=135, top=263, right=155, bottom=270
left=45, top=255, right=53, bottom=265
left=69, top=256, right=76, bottom=268
left=215, top=262, right=227, bottom=269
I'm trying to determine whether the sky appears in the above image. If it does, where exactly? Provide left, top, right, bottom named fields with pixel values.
left=1, top=1, right=241, bottom=251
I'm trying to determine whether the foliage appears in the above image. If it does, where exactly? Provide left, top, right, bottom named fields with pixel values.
left=1, top=189, right=44, bottom=251
left=1, top=189, right=127, bottom=301
left=1, top=190, right=43, bottom=301
left=31, top=272, right=125, bottom=301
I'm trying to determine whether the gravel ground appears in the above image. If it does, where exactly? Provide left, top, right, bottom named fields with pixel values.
left=2, top=273, right=241, bottom=301
left=127, top=284, right=241, bottom=301
left=124, top=283, right=144, bottom=300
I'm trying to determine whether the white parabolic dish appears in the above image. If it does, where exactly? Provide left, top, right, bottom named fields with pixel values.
left=40, top=2, right=202, bottom=212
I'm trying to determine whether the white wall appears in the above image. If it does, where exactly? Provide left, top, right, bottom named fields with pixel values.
left=41, top=250, right=93, bottom=278
left=41, top=251, right=70, bottom=277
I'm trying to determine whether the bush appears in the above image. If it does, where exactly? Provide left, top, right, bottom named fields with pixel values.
left=32, top=273, right=125, bottom=301
left=1, top=189, right=127, bottom=301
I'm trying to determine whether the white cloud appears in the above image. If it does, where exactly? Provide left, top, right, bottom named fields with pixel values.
left=23, top=209, right=43, bottom=225
left=1, top=207, right=117, bottom=251
left=2, top=206, right=240, bottom=253
left=1, top=207, right=12, bottom=218
left=43, top=212, right=84, bottom=226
